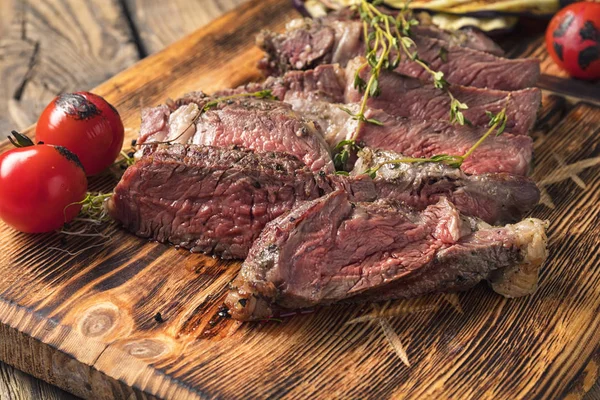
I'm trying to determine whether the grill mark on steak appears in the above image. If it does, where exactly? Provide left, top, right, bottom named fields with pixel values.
left=225, top=191, right=547, bottom=321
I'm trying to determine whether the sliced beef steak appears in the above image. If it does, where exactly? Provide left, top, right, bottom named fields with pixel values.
left=258, top=17, right=539, bottom=90
left=110, top=144, right=538, bottom=260
left=215, top=63, right=347, bottom=104
left=330, top=8, right=506, bottom=56
left=336, top=148, right=540, bottom=225
left=108, top=145, right=330, bottom=259
left=345, top=58, right=541, bottom=135
left=412, top=25, right=505, bottom=57
left=336, top=107, right=533, bottom=176
left=395, top=35, right=539, bottom=91
left=137, top=97, right=334, bottom=173
left=224, top=61, right=540, bottom=135
left=225, top=191, right=548, bottom=320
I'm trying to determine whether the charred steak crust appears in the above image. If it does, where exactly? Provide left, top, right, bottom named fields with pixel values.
left=108, top=144, right=331, bottom=259
left=225, top=191, right=548, bottom=321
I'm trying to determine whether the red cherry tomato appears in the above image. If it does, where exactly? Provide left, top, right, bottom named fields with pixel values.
left=0, top=142, right=87, bottom=233
left=36, top=92, right=125, bottom=175
left=546, top=2, right=600, bottom=80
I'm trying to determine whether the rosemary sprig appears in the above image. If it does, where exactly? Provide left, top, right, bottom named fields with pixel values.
left=364, top=107, right=508, bottom=178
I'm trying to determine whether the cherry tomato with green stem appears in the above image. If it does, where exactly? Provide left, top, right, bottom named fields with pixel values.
left=0, top=132, right=88, bottom=233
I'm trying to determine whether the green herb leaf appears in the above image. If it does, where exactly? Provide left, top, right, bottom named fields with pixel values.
left=333, top=139, right=356, bottom=151
left=366, top=117, right=384, bottom=126
left=369, top=78, right=381, bottom=97
left=354, top=72, right=367, bottom=92
left=364, top=168, right=378, bottom=179
left=438, top=47, right=448, bottom=63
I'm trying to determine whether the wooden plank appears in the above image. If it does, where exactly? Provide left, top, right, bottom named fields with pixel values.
left=0, top=0, right=598, bottom=398
left=588, top=383, right=600, bottom=400
left=0, top=0, right=140, bottom=133
left=0, top=361, right=78, bottom=400
left=125, top=0, right=250, bottom=54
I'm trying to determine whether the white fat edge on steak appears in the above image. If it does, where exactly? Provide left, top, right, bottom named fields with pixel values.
left=134, top=103, right=199, bottom=159
left=488, top=218, right=549, bottom=297
left=285, top=96, right=357, bottom=146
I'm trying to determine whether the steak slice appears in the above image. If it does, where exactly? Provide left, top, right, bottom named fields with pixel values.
left=345, top=58, right=541, bottom=135
left=258, top=17, right=539, bottom=90
left=225, top=191, right=548, bottom=321
left=110, top=143, right=538, bottom=259
left=215, top=63, right=348, bottom=104
left=329, top=9, right=506, bottom=56
left=412, top=25, right=505, bottom=57
left=395, top=35, right=539, bottom=91
left=335, top=148, right=540, bottom=225
left=108, top=144, right=330, bottom=259
left=224, top=61, right=540, bottom=135
left=336, top=106, right=533, bottom=176
left=137, top=97, right=334, bottom=173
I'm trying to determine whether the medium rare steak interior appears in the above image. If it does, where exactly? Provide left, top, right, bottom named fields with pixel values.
left=137, top=96, right=334, bottom=173
left=225, top=191, right=548, bottom=321
left=258, top=15, right=540, bottom=90
left=109, top=145, right=539, bottom=259
left=110, top=5, right=548, bottom=321
left=108, top=145, right=330, bottom=259
left=334, top=106, right=533, bottom=176
left=221, top=61, right=541, bottom=136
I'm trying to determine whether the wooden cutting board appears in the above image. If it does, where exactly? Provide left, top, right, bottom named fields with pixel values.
left=0, top=0, right=599, bottom=399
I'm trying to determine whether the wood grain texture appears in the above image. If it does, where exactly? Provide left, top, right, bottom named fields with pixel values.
left=125, top=0, right=250, bottom=54
left=0, top=0, right=139, bottom=133
left=0, top=361, right=77, bottom=400
left=589, top=383, right=600, bottom=400
left=0, top=0, right=598, bottom=399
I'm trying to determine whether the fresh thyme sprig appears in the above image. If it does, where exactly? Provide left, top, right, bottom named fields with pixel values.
left=344, top=1, right=468, bottom=128
left=333, top=139, right=361, bottom=172
left=333, top=0, right=470, bottom=172
left=363, top=106, right=508, bottom=178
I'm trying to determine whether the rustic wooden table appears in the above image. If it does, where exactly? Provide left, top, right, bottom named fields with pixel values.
left=0, top=1, right=245, bottom=399
left=0, top=1, right=599, bottom=399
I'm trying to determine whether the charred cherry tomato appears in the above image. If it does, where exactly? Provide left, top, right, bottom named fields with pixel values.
left=36, top=92, right=125, bottom=175
left=0, top=132, right=87, bottom=233
left=546, top=2, right=600, bottom=80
